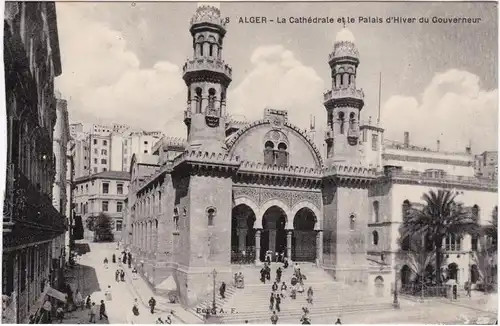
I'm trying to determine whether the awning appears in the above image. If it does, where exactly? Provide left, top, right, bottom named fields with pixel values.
left=46, top=287, right=67, bottom=303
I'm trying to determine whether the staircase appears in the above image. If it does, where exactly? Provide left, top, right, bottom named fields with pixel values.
left=206, top=263, right=394, bottom=323
left=188, top=285, right=238, bottom=319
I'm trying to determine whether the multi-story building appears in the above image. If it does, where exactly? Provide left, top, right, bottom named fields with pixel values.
left=73, top=171, right=130, bottom=241
left=124, top=4, right=497, bottom=311
left=69, top=122, right=83, bottom=138
left=474, top=151, right=498, bottom=180
left=65, top=140, right=76, bottom=263
left=71, top=123, right=163, bottom=176
left=2, top=2, right=66, bottom=323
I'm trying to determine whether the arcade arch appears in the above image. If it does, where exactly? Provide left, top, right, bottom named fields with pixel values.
left=231, top=203, right=256, bottom=264
left=292, top=207, right=317, bottom=262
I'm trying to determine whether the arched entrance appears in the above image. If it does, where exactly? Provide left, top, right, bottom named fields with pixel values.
left=231, top=204, right=256, bottom=264
left=401, top=265, right=412, bottom=287
left=292, top=207, right=317, bottom=262
left=448, top=263, right=459, bottom=281
left=470, top=264, right=479, bottom=284
left=261, top=206, right=287, bottom=262
left=374, top=276, right=384, bottom=297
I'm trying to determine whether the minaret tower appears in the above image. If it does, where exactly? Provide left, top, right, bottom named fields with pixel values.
left=323, top=28, right=365, bottom=165
left=183, top=2, right=232, bottom=152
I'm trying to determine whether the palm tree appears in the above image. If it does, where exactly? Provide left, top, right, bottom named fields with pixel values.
left=402, top=189, right=480, bottom=284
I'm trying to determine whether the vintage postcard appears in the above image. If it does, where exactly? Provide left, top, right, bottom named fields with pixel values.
left=1, top=0, right=498, bottom=324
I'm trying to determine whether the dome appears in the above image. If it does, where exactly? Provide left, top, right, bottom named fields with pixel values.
left=335, top=28, right=355, bottom=43
left=331, top=27, right=359, bottom=60
left=197, top=2, right=220, bottom=9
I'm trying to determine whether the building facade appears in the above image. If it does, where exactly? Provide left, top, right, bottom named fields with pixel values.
left=2, top=2, right=66, bottom=323
left=73, top=171, right=130, bottom=241
left=474, top=151, right=498, bottom=180
left=123, top=3, right=497, bottom=307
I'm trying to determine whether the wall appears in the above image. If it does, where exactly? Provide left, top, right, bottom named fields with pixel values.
left=230, top=123, right=320, bottom=168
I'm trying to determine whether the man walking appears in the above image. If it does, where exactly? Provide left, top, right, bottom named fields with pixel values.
left=99, top=300, right=109, bottom=320
left=270, top=311, right=279, bottom=324
left=149, top=297, right=157, bottom=314
left=220, top=282, right=226, bottom=299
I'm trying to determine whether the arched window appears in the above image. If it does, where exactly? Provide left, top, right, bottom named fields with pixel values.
left=208, top=88, right=216, bottom=110
left=276, top=142, right=288, bottom=167
left=264, top=141, right=274, bottom=165
left=445, top=234, right=461, bottom=251
left=173, top=207, right=179, bottom=230
left=349, top=112, right=356, bottom=130
left=373, top=201, right=380, bottom=223
left=197, top=36, right=204, bottom=56
left=472, top=205, right=479, bottom=222
left=338, top=112, right=345, bottom=134
left=349, top=214, right=356, bottom=231
left=207, top=207, right=216, bottom=226
left=342, top=73, right=349, bottom=87
left=195, top=87, right=202, bottom=113
left=402, top=200, right=411, bottom=222
left=372, top=231, right=379, bottom=245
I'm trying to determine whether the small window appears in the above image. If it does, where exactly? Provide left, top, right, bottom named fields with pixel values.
left=101, top=159, right=107, bottom=164
left=207, top=207, right=216, bottom=226
left=116, top=220, right=122, bottom=231
left=93, top=139, right=97, bottom=145
left=117, top=183, right=123, bottom=195
left=94, top=167, right=98, bottom=173
left=102, top=201, right=109, bottom=212
left=472, top=205, right=479, bottom=222
left=373, top=201, right=380, bottom=223
left=102, top=183, right=109, bottom=194
left=94, top=158, right=97, bottom=164
left=144, top=150, right=148, bottom=154
left=103, top=140, right=107, bottom=146
left=94, top=149, right=98, bottom=154
left=471, top=237, right=478, bottom=251
left=144, top=141, right=148, bottom=145
left=117, top=202, right=123, bottom=213
left=371, top=134, right=378, bottom=151
left=101, top=149, right=107, bottom=155
left=349, top=214, right=356, bottom=231
left=372, top=231, right=379, bottom=245
left=103, top=168, right=107, bottom=172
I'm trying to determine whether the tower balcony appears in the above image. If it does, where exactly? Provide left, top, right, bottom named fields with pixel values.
left=323, top=88, right=364, bottom=102
left=182, top=58, right=232, bottom=85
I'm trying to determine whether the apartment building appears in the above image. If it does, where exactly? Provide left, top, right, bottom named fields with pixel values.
left=73, top=171, right=130, bottom=241
left=475, top=151, right=498, bottom=180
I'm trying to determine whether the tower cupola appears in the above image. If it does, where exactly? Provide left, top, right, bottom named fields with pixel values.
left=323, top=27, right=365, bottom=164
left=182, top=2, right=232, bottom=152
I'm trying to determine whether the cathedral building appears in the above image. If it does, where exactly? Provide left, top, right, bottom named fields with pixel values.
left=124, top=3, right=497, bottom=306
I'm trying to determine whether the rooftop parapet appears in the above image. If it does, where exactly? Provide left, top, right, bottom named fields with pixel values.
left=323, top=87, right=364, bottom=102
left=238, top=161, right=323, bottom=178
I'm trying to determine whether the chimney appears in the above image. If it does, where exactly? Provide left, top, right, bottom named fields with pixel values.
left=437, top=140, right=440, bottom=152
left=404, top=132, right=410, bottom=147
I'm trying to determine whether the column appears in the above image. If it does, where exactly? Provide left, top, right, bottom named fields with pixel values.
left=255, top=229, right=261, bottom=265
left=238, top=229, right=247, bottom=252
left=316, top=230, right=323, bottom=267
left=286, top=230, right=292, bottom=262
left=269, top=230, right=277, bottom=253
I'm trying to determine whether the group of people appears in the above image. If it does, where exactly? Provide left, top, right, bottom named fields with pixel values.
left=266, top=262, right=315, bottom=324
left=233, top=272, right=245, bottom=289
left=115, top=268, right=126, bottom=282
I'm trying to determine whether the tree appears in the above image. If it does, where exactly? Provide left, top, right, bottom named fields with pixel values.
left=473, top=238, right=495, bottom=292
left=402, top=189, right=480, bottom=284
left=93, top=213, right=114, bottom=242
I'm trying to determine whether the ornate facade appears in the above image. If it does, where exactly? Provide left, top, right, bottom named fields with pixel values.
left=124, top=3, right=498, bottom=307
left=3, top=2, right=65, bottom=323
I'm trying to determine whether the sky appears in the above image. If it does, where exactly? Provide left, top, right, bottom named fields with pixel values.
left=54, top=1, right=498, bottom=154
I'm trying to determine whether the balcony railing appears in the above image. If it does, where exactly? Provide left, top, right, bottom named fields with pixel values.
left=183, top=58, right=232, bottom=79
left=323, top=88, right=364, bottom=102
left=384, top=169, right=497, bottom=189
left=10, top=169, right=66, bottom=232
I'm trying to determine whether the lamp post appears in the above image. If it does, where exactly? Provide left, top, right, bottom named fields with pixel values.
left=212, top=269, right=217, bottom=313
left=393, top=264, right=400, bottom=309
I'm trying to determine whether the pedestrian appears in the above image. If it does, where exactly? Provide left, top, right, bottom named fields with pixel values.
left=276, top=267, right=282, bottom=283
left=56, top=305, right=64, bottom=323
left=275, top=294, right=281, bottom=313
left=269, top=292, right=275, bottom=311
left=335, top=317, right=342, bottom=324
left=156, top=317, right=164, bottom=324
left=132, top=268, right=138, bottom=280
left=307, top=286, right=313, bottom=304
left=121, top=269, right=125, bottom=282
left=99, top=300, right=108, bottom=320
left=122, top=252, right=127, bottom=265
left=453, top=284, right=458, bottom=300
left=104, top=257, right=109, bottom=269
left=219, top=282, right=226, bottom=299
left=115, top=269, right=120, bottom=282
left=89, top=302, right=97, bottom=323
left=75, top=290, right=83, bottom=310
left=105, top=285, right=112, bottom=301
left=112, top=254, right=116, bottom=263
left=283, top=257, right=288, bottom=269
left=280, top=282, right=287, bottom=298
left=128, top=252, right=132, bottom=268
left=272, top=281, right=278, bottom=293
left=301, top=315, right=311, bottom=324
left=270, top=311, right=278, bottom=324
left=465, top=281, right=471, bottom=298
left=85, top=296, right=92, bottom=310
left=149, top=297, right=157, bottom=314
left=260, top=268, right=266, bottom=284
left=132, top=299, right=140, bottom=317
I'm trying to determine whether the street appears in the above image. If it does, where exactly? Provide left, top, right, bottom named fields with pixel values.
left=58, top=240, right=181, bottom=324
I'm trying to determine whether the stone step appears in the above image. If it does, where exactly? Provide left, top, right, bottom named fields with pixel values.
left=221, top=303, right=394, bottom=323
